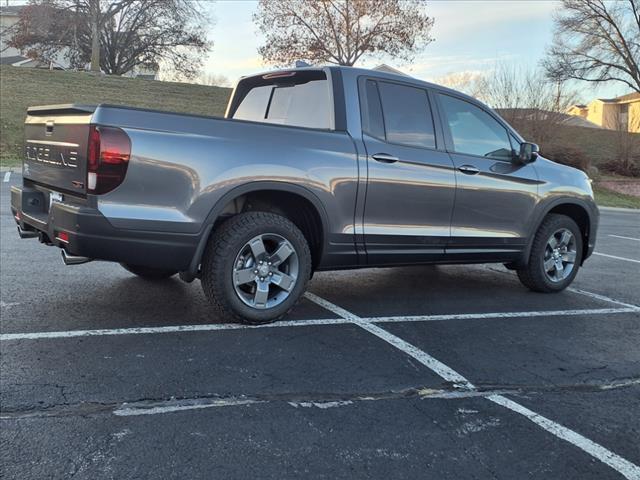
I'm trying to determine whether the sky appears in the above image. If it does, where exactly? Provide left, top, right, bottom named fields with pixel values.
left=3, top=0, right=626, bottom=99
left=201, top=0, right=623, bottom=100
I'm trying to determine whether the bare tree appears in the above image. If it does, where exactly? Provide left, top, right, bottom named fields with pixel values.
left=254, top=0, right=434, bottom=67
left=434, top=71, right=484, bottom=98
left=9, top=0, right=211, bottom=77
left=478, top=63, right=579, bottom=145
left=543, top=0, right=640, bottom=93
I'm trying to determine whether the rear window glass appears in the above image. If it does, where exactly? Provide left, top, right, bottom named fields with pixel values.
left=232, top=74, right=332, bottom=129
left=377, top=81, right=436, bottom=149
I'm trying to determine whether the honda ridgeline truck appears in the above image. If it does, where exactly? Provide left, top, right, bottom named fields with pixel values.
left=11, top=66, right=598, bottom=323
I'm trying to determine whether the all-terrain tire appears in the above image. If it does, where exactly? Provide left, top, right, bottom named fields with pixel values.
left=200, top=212, right=312, bottom=324
left=517, top=214, right=583, bottom=293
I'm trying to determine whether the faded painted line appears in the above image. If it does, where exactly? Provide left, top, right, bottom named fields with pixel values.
left=0, top=317, right=348, bottom=341
left=305, top=293, right=640, bottom=480
left=371, top=307, right=638, bottom=325
left=568, top=288, right=640, bottom=310
left=593, top=252, right=640, bottom=264
left=608, top=234, right=640, bottom=242
left=2, top=307, right=638, bottom=342
left=3, top=171, right=10, bottom=182
left=488, top=394, right=640, bottom=480
left=114, top=398, right=261, bottom=416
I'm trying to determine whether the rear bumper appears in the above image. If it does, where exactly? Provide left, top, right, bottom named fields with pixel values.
left=11, top=185, right=198, bottom=271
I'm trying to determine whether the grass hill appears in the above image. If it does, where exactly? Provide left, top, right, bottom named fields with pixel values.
left=1, top=66, right=231, bottom=165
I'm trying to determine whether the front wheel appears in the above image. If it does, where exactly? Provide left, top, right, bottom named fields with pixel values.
left=200, top=212, right=312, bottom=324
left=517, top=214, right=583, bottom=293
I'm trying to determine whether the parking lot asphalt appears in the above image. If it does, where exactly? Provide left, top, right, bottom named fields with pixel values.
left=1, top=172, right=639, bottom=479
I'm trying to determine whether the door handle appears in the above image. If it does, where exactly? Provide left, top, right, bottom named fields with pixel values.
left=371, top=153, right=399, bottom=163
left=458, top=165, right=480, bottom=175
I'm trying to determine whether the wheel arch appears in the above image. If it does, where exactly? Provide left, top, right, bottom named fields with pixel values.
left=182, top=181, right=330, bottom=281
left=523, top=197, right=596, bottom=267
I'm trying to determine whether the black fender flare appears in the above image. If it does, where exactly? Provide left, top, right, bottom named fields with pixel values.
left=518, top=196, right=597, bottom=266
left=180, top=181, right=330, bottom=281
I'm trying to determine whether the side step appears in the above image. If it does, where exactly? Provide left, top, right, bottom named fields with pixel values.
left=61, top=250, right=92, bottom=266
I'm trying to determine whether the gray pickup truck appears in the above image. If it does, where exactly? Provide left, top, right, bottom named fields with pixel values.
left=11, top=66, right=598, bottom=323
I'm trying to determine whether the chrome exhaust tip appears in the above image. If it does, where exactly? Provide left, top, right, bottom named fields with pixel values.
left=61, top=250, right=92, bottom=266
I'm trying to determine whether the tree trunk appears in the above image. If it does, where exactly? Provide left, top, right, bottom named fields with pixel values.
left=90, top=0, right=100, bottom=72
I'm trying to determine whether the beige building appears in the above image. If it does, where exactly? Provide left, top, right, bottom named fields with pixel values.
left=568, top=92, right=640, bottom=133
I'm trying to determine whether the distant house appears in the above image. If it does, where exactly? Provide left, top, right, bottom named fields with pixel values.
left=1, top=3, right=71, bottom=70
left=567, top=93, right=640, bottom=133
left=0, top=4, right=24, bottom=60
left=497, top=108, right=602, bottom=129
left=373, top=64, right=410, bottom=77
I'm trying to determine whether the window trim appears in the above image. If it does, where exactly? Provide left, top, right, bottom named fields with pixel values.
left=357, top=75, right=444, bottom=153
left=435, top=92, right=517, bottom=163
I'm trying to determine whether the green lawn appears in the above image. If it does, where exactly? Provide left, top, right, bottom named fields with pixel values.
left=594, top=185, right=640, bottom=209
left=1, top=66, right=231, bottom=167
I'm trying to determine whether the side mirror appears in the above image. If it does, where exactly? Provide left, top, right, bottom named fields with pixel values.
left=517, top=142, right=539, bottom=164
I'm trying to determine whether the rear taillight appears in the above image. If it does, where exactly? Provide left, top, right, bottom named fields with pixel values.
left=87, top=126, right=131, bottom=195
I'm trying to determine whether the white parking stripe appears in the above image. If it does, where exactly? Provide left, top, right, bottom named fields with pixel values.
left=593, top=252, right=640, bottom=264
left=568, top=288, right=640, bottom=310
left=608, top=235, right=640, bottom=242
left=304, top=293, right=640, bottom=480
left=489, top=395, right=640, bottom=480
left=3, top=171, right=10, bottom=182
left=1, top=307, right=637, bottom=341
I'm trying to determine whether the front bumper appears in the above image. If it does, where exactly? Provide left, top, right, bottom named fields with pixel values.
left=11, top=184, right=198, bottom=271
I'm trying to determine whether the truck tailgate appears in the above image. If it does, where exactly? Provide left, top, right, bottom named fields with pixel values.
left=24, top=105, right=95, bottom=195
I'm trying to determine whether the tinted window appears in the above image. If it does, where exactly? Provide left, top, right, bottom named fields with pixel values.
left=378, top=82, right=436, bottom=149
left=233, top=85, right=272, bottom=121
left=233, top=79, right=331, bottom=129
left=360, top=79, right=385, bottom=140
left=439, top=94, right=512, bottom=160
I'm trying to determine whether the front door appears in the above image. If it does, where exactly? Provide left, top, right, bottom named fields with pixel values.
left=436, top=93, right=539, bottom=261
left=359, top=78, right=456, bottom=265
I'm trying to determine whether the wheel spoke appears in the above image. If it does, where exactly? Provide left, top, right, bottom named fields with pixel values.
left=562, top=251, right=576, bottom=263
left=554, top=260, right=564, bottom=280
left=544, top=257, right=556, bottom=272
left=271, top=272, right=295, bottom=291
left=249, top=236, right=267, bottom=260
left=253, top=281, right=269, bottom=307
left=547, top=236, right=559, bottom=249
left=270, top=242, right=294, bottom=266
left=234, top=268, right=256, bottom=286
left=559, top=231, right=572, bottom=247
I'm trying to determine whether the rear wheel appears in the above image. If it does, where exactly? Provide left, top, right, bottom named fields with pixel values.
left=517, top=214, right=582, bottom=292
left=201, top=212, right=311, bottom=324
left=120, top=264, right=177, bottom=280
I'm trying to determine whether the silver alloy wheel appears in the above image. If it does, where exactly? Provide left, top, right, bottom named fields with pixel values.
left=232, top=233, right=299, bottom=309
left=543, top=228, right=577, bottom=282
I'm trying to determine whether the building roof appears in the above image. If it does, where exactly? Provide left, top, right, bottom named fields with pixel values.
left=0, top=55, right=28, bottom=65
left=373, top=64, right=409, bottom=77
left=614, top=92, right=640, bottom=103
left=0, top=5, right=25, bottom=16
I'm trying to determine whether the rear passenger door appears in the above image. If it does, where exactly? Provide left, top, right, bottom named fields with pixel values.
left=359, top=78, right=456, bottom=265
left=435, top=93, right=539, bottom=260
